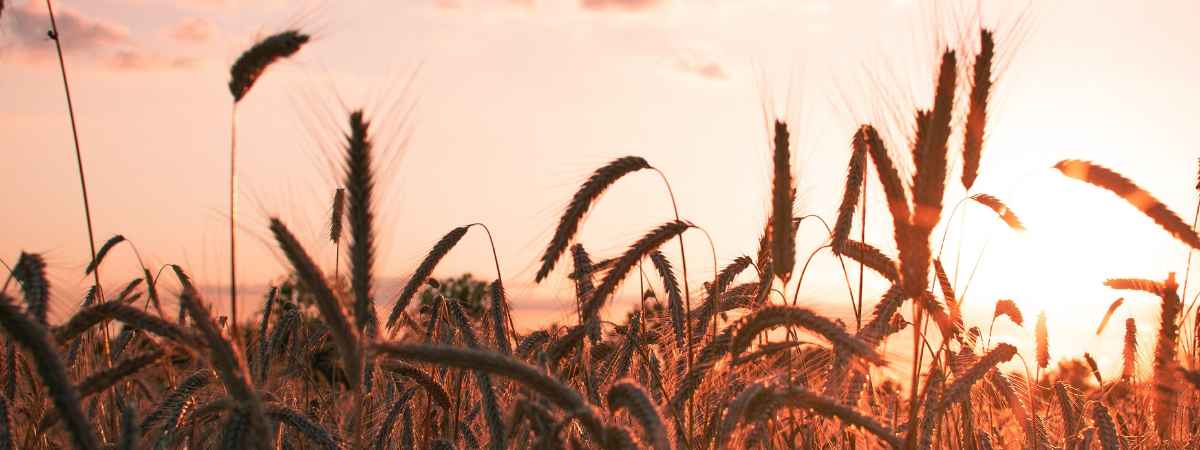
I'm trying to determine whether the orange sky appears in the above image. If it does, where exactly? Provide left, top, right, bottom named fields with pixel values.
left=2, top=0, right=1200, bottom=380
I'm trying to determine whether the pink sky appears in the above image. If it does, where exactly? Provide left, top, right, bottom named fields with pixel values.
left=3, top=0, right=1200, bottom=380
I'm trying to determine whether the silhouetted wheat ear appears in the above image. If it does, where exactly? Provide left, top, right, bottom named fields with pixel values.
left=771, top=120, right=796, bottom=282
left=1036, top=310, right=1049, bottom=369
left=585, top=220, right=691, bottom=325
left=331, top=188, right=345, bottom=244
left=86, top=234, right=125, bottom=275
left=1096, top=297, right=1124, bottom=335
left=963, top=29, right=993, bottom=191
left=993, top=299, right=1023, bottom=327
left=340, top=111, right=378, bottom=337
left=694, top=255, right=754, bottom=333
left=388, top=225, right=471, bottom=330
left=932, top=259, right=962, bottom=335
left=1054, top=382, right=1083, bottom=437
left=607, top=381, right=669, bottom=450
left=1152, top=273, right=1181, bottom=441
left=648, top=250, right=685, bottom=347
left=860, top=126, right=912, bottom=243
left=270, top=219, right=361, bottom=386
left=1092, top=402, right=1119, bottom=450
left=1104, top=277, right=1165, bottom=295
left=142, top=369, right=213, bottom=431
left=380, top=361, right=453, bottom=410
left=835, top=240, right=899, bottom=282
left=0, top=294, right=97, bottom=450
left=917, top=368, right=944, bottom=450
left=912, top=49, right=956, bottom=232
left=941, top=343, right=1017, bottom=408
left=12, top=253, right=48, bottom=326
left=1084, top=353, right=1103, bottom=384
left=229, top=30, right=309, bottom=102
left=1122, top=317, right=1137, bottom=381
left=1055, top=159, right=1200, bottom=249
left=969, top=194, right=1026, bottom=232
left=535, top=156, right=652, bottom=283
left=776, top=383, right=902, bottom=448
left=38, top=347, right=169, bottom=430
left=729, top=305, right=885, bottom=365
left=53, top=299, right=198, bottom=348
left=265, top=403, right=341, bottom=450
left=833, top=132, right=868, bottom=247
left=254, top=287, right=276, bottom=382
left=371, top=342, right=608, bottom=443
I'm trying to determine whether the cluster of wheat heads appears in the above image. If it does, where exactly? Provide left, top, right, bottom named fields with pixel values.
left=10, top=20, right=1200, bottom=450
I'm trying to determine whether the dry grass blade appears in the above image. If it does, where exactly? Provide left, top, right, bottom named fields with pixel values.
left=606, top=381, right=668, bottom=450
left=1123, top=318, right=1138, bottom=381
left=834, top=240, right=899, bottom=283
left=388, top=225, right=470, bottom=330
left=1104, top=278, right=1165, bottom=296
left=1096, top=297, right=1124, bottom=335
left=962, top=29, right=993, bottom=191
left=833, top=132, right=868, bottom=247
left=344, top=111, right=376, bottom=335
left=993, top=299, right=1023, bottom=327
left=969, top=194, right=1026, bottom=232
left=269, top=219, right=361, bottom=386
left=229, top=30, right=309, bottom=102
left=1152, top=273, right=1181, bottom=441
left=535, top=156, right=652, bottom=283
left=0, top=294, right=97, bottom=450
left=771, top=120, right=796, bottom=282
left=1036, top=310, right=1049, bottom=369
left=85, top=234, right=125, bottom=275
left=730, top=305, right=885, bottom=365
left=1055, top=159, right=1200, bottom=250
left=371, top=342, right=607, bottom=442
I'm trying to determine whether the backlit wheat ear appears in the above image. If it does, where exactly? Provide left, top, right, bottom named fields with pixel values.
left=53, top=299, right=198, bottom=348
left=1055, top=159, right=1200, bottom=250
left=12, top=253, right=48, bottom=326
left=932, top=259, right=962, bottom=334
left=387, top=225, right=470, bottom=330
left=916, top=368, right=944, bottom=450
left=265, top=403, right=342, bottom=450
left=0, top=294, right=97, bottom=450
left=1084, top=353, right=1103, bottom=385
left=85, top=234, right=125, bottom=275
left=1122, top=318, right=1137, bottom=381
left=585, top=220, right=691, bottom=326
left=345, top=111, right=377, bottom=335
left=229, top=30, right=309, bottom=102
left=0, top=394, right=12, bottom=450
left=941, top=343, right=1018, bottom=407
left=331, top=189, right=344, bottom=244
left=771, top=120, right=796, bottom=282
left=835, top=240, right=899, bottom=282
left=269, top=219, right=361, bottom=386
left=1092, top=402, right=1119, bottom=450
left=993, top=299, right=1023, bottom=327
left=38, top=348, right=168, bottom=430
left=1036, top=310, right=1049, bottom=370
left=962, top=29, right=993, bottom=191
left=775, top=383, right=902, bottom=449
left=380, top=361, right=453, bottom=410
left=142, top=369, right=213, bottom=431
left=488, top=280, right=512, bottom=355
left=535, top=156, right=652, bottom=283
left=1104, top=278, right=1165, bottom=295
left=648, top=251, right=685, bottom=347
left=911, top=49, right=956, bottom=231
left=832, top=132, right=868, bottom=247
left=729, top=305, right=885, bottom=365
left=969, top=194, right=1026, bottom=232
left=607, top=381, right=669, bottom=450
left=1096, top=297, right=1124, bottom=335
left=1152, top=273, right=1182, bottom=441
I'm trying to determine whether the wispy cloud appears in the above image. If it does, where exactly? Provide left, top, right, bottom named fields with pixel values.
left=579, top=0, right=665, bottom=13
left=102, top=49, right=205, bottom=70
left=166, top=16, right=219, bottom=45
left=7, top=1, right=129, bottom=62
left=434, top=0, right=468, bottom=11
left=666, top=51, right=732, bottom=82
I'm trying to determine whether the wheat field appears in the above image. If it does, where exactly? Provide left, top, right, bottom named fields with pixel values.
left=5, top=2, right=1200, bottom=449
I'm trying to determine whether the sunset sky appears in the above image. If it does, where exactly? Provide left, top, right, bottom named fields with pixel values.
left=3, top=0, right=1199, bottom=380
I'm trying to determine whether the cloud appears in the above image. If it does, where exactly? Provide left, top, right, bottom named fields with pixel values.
left=167, top=17, right=219, bottom=45
left=102, top=49, right=205, bottom=71
left=666, top=52, right=732, bottom=82
left=6, top=1, right=129, bottom=62
left=579, top=0, right=665, bottom=13
left=434, top=0, right=467, bottom=11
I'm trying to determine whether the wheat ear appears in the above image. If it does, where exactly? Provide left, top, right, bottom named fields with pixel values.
left=778, top=382, right=902, bottom=448
left=585, top=220, right=691, bottom=327
left=833, top=132, right=869, bottom=247
left=1054, top=382, right=1082, bottom=438
left=269, top=219, right=361, bottom=386
left=85, top=234, right=125, bottom=275
left=730, top=305, right=885, bottom=365
left=1152, top=273, right=1182, bottom=441
left=0, top=394, right=12, bottom=450
left=344, top=111, right=377, bottom=335
left=648, top=250, right=685, bottom=348
left=1092, top=402, right=1119, bottom=450
left=835, top=240, right=899, bottom=283
left=38, top=348, right=167, bottom=430
left=969, top=194, right=1026, bottom=232
left=371, top=342, right=608, bottom=443
left=1122, top=318, right=1138, bottom=381
left=380, top=361, right=452, bottom=410
left=12, top=253, right=48, bottom=326
left=941, top=343, right=1018, bottom=407
left=53, top=300, right=198, bottom=348
left=536, top=156, right=653, bottom=282
left=962, top=29, right=993, bottom=191
left=911, top=50, right=956, bottom=229
left=444, top=296, right=507, bottom=450
left=265, top=403, right=341, bottom=450
left=607, top=381, right=669, bottom=450
left=387, top=225, right=471, bottom=330
left=254, top=287, right=276, bottom=383
left=916, top=368, right=944, bottom=450
left=1036, top=310, right=1049, bottom=370
left=142, top=369, right=213, bottom=431
left=1104, top=277, right=1166, bottom=295
left=770, top=120, right=796, bottom=282
left=1096, top=297, right=1124, bottom=335
left=993, top=299, right=1024, bottom=327
left=1055, top=159, right=1200, bottom=249
left=229, top=30, right=309, bottom=102
left=0, top=294, right=97, bottom=450
left=1084, top=352, right=1103, bottom=385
